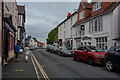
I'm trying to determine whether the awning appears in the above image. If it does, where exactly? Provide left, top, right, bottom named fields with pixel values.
left=64, top=39, right=72, bottom=42
left=64, top=38, right=72, bottom=44
left=4, top=13, right=16, bottom=33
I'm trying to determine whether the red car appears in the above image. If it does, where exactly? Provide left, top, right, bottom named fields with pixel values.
left=73, top=45, right=105, bottom=65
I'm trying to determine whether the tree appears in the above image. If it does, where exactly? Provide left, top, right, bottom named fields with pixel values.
left=47, top=27, right=58, bottom=44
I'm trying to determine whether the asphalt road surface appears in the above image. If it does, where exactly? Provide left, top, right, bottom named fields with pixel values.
left=32, top=49, right=120, bottom=78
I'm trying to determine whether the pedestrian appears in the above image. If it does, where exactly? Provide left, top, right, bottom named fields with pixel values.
left=24, top=44, right=30, bottom=62
left=14, top=42, right=21, bottom=62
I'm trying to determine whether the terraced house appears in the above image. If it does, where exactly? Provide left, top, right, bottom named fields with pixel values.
left=72, top=1, right=120, bottom=50
left=17, top=5, right=26, bottom=48
left=2, top=0, right=18, bottom=64
left=58, top=12, right=78, bottom=47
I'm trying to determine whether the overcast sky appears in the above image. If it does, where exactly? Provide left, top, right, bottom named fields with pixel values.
left=18, top=2, right=80, bottom=43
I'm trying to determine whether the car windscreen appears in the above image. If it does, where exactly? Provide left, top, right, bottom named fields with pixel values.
left=114, top=47, right=120, bottom=53
left=62, top=47, right=68, bottom=50
left=89, top=46, right=105, bottom=52
left=54, top=47, right=59, bottom=50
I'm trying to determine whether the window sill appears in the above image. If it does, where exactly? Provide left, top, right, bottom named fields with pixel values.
left=93, top=8, right=101, bottom=13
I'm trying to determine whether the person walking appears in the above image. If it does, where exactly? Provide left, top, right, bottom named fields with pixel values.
left=24, top=44, right=30, bottom=62
left=14, top=42, right=21, bottom=62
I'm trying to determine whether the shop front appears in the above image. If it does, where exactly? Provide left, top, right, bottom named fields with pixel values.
left=2, top=14, right=16, bottom=64
left=64, top=38, right=73, bottom=49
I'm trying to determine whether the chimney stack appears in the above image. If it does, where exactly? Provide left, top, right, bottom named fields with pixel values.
left=67, top=13, right=71, bottom=18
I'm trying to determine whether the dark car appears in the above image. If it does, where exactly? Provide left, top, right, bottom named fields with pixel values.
left=46, top=45, right=53, bottom=52
left=30, top=45, right=35, bottom=50
left=57, top=47, right=73, bottom=56
left=73, top=45, right=105, bottom=65
left=50, top=46, right=59, bottom=54
left=104, top=46, right=120, bottom=71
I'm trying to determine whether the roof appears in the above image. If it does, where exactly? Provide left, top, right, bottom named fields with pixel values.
left=81, top=2, right=91, bottom=9
left=57, top=11, right=77, bottom=27
left=78, top=0, right=91, bottom=10
left=73, top=2, right=120, bottom=27
left=57, top=1, right=90, bottom=28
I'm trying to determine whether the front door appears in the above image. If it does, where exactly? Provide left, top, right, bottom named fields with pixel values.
left=3, top=30, right=9, bottom=62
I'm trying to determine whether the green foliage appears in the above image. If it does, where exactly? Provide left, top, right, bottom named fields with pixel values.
left=47, top=27, right=58, bottom=44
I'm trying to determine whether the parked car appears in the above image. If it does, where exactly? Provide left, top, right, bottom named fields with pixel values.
left=104, top=46, right=120, bottom=71
left=57, top=47, right=73, bottom=56
left=30, top=45, right=35, bottom=50
left=73, top=46, right=105, bottom=65
left=36, top=46, right=40, bottom=49
left=42, top=46, right=46, bottom=49
left=50, top=46, right=59, bottom=54
left=46, top=45, right=53, bottom=52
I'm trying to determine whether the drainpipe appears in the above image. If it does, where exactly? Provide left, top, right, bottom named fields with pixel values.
left=1, top=0, right=4, bottom=66
left=0, top=0, right=4, bottom=79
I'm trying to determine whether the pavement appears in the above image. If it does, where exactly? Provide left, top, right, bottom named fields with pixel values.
left=2, top=52, right=37, bottom=80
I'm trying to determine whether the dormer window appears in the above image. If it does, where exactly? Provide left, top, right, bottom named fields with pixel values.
left=93, top=0, right=101, bottom=12
left=79, top=11, right=84, bottom=20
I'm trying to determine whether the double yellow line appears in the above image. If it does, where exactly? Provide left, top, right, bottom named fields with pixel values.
left=31, top=51, right=49, bottom=80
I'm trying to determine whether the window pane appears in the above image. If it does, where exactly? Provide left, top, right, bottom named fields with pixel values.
left=96, top=38, right=98, bottom=42
left=98, top=2, right=101, bottom=8
left=105, top=46, right=107, bottom=50
left=102, top=37, right=104, bottom=42
left=102, top=44, right=104, bottom=50
left=94, top=20, right=97, bottom=31
left=92, top=21, right=93, bottom=32
left=98, top=18, right=101, bottom=31
left=99, top=38, right=101, bottom=42
left=84, top=42, right=87, bottom=45
left=105, top=37, right=107, bottom=42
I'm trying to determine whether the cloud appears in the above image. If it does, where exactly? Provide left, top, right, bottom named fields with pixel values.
left=18, top=2, right=79, bottom=42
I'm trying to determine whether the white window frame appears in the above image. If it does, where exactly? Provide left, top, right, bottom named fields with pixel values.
left=79, top=11, right=84, bottom=20
left=93, top=0, right=101, bottom=12
left=89, top=17, right=102, bottom=33
left=96, top=37, right=108, bottom=50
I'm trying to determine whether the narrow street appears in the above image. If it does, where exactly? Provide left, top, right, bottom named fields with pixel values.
left=31, top=49, right=120, bottom=78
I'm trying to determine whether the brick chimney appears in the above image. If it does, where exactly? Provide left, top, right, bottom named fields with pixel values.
left=67, top=13, right=71, bottom=18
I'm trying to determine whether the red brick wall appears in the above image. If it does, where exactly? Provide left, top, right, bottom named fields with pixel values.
left=84, top=9, right=91, bottom=19
left=78, top=4, right=84, bottom=21
left=78, top=3, right=91, bottom=22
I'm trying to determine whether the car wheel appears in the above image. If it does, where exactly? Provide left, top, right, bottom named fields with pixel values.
left=58, top=52, right=60, bottom=56
left=59, top=52, right=62, bottom=56
left=73, top=55, right=77, bottom=61
left=105, top=60, right=114, bottom=71
left=88, top=57, right=94, bottom=65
